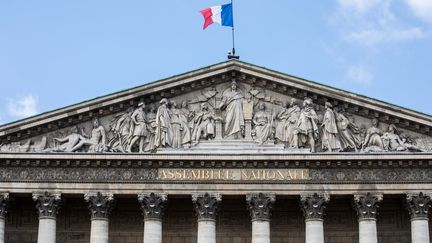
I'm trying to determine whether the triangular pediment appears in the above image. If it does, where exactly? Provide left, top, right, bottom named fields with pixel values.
left=1, top=59, right=432, bottom=154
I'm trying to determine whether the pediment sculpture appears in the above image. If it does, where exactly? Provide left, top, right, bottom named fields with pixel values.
left=0, top=79, right=430, bottom=154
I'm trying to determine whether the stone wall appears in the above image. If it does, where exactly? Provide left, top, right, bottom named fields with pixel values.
left=3, top=195, right=429, bottom=243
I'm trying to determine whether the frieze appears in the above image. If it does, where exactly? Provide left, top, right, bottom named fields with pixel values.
left=0, top=167, right=431, bottom=183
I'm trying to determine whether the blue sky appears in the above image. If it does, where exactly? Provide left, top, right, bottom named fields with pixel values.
left=1, top=0, right=432, bottom=125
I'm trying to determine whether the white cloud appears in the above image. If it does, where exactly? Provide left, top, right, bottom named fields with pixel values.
left=406, top=0, right=432, bottom=23
left=7, top=94, right=39, bottom=118
left=332, top=0, right=427, bottom=46
left=346, top=65, right=374, bottom=85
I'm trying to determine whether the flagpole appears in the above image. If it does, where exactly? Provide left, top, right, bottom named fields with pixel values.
left=228, top=0, right=239, bottom=59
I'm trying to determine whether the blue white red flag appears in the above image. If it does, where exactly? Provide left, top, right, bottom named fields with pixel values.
left=200, top=3, right=233, bottom=30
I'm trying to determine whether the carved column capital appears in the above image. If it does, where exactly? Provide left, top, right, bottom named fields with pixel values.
left=300, top=193, right=330, bottom=220
left=32, top=191, right=61, bottom=219
left=192, top=192, right=221, bottom=221
left=84, top=192, right=115, bottom=220
left=138, top=192, right=167, bottom=221
left=406, top=192, right=432, bottom=220
left=354, top=193, right=383, bottom=221
left=246, top=193, right=275, bottom=221
left=0, top=192, right=9, bottom=219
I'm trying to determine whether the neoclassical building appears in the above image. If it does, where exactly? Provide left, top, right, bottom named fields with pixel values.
left=0, top=60, right=431, bottom=243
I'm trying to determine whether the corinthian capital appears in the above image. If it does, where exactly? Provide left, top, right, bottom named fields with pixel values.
left=246, top=193, right=275, bottom=221
left=192, top=192, right=221, bottom=221
left=354, top=193, right=383, bottom=220
left=0, top=192, right=9, bottom=219
left=84, top=192, right=115, bottom=220
left=407, top=192, right=432, bottom=220
left=300, top=193, right=330, bottom=220
left=138, top=192, right=167, bottom=220
left=32, top=191, right=61, bottom=219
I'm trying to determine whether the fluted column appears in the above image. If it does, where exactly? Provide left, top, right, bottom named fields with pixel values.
left=407, top=192, right=432, bottom=243
left=138, top=193, right=167, bottom=243
left=33, top=191, right=61, bottom=243
left=300, top=193, right=330, bottom=243
left=246, top=193, right=275, bottom=243
left=354, top=193, right=383, bottom=243
left=192, top=193, right=221, bottom=243
left=85, top=192, right=115, bottom=243
left=0, top=193, right=9, bottom=243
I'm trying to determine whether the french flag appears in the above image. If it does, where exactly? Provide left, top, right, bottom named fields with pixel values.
left=200, top=3, right=234, bottom=30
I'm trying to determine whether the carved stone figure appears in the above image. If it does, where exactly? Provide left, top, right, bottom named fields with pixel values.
left=179, top=101, right=194, bottom=146
left=170, top=101, right=183, bottom=149
left=107, top=107, right=133, bottom=153
left=217, top=81, right=245, bottom=139
left=362, top=118, right=384, bottom=152
left=334, top=107, right=361, bottom=152
left=382, top=124, right=424, bottom=152
left=321, top=102, right=341, bottom=152
left=137, top=192, right=167, bottom=220
left=32, top=191, right=62, bottom=219
left=126, top=103, right=148, bottom=153
left=252, top=103, right=274, bottom=145
left=52, top=126, right=84, bottom=152
left=293, top=98, right=319, bottom=152
left=144, top=106, right=158, bottom=152
left=275, top=98, right=300, bottom=147
left=192, top=103, right=218, bottom=144
left=246, top=193, right=275, bottom=221
left=70, top=118, right=106, bottom=152
left=354, top=193, right=383, bottom=220
left=155, top=98, right=173, bottom=148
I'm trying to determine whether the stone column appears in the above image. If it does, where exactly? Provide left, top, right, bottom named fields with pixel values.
left=354, top=193, right=383, bottom=243
left=0, top=193, right=9, bottom=243
left=138, top=193, right=167, bottom=243
left=32, top=191, right=62, bottom=243
left=246, top=193, right=275, bottom=243
left=300, top=193, right=330, bottom=243
left=192, top=193, right=222, bottom=243
left=406, top=192, right=432, bottom=243
left=85, top=192, right=115, bottom=243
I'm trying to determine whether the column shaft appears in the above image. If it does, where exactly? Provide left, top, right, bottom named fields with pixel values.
left=252, top=220, right=270, bottom=243
left=90, top=219, right=109, bottom=243
left=305, top=219, right=324, bottom=243
left=144, top=220, right=162, bottom=243
left=37, top=218, right=56, bottom=243
left=359, top=219, right=377, bottom=243
left=411, top=219, right=430, bottom=243
left=197, top=220, right=216, bottom=243
left=0, top=217, right=5, bottom=243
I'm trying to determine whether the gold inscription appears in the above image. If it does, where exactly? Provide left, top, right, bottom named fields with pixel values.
left=158, top=169, right=309, bottom=181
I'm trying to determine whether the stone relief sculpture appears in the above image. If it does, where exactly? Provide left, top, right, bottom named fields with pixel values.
left=1, top=81, right=431, bottom=154
left=293, top=98, right=320, bottom=152
left=275, top=98, right=300, bottom=148
left=216, top=81, right=245, bottom=139
left=252, top=102, right=274, bottom=144
left=321, top=102, right=341, bottom=152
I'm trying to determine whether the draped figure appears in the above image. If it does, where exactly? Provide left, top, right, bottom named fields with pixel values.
left=321, top=102, right=341, bottom=152
left=154, top=98, right=173, bottom=148
left=217, top=81, right=244, bottom=138
left=252, top=103, right=273, bottom=145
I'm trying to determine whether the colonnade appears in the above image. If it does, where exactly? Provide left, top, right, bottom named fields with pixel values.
left=0, top=191, right=430, bottom=243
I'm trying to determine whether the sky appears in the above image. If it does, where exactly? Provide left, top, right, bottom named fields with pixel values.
left=0, top=0, right=432, bottom=125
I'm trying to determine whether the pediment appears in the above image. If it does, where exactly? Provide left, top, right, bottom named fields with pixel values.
left=1, top=60, right=432, bottom=154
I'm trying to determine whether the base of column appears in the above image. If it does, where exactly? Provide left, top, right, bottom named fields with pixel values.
left=252, top=220, right=270, bottom=243
left=90, top=218, right=109, bottom=243
left=197, top=219, right=216, bottom=243
left=144, top=219, right=162, bottom=243
left=411, top=218, right=430, bottom=243
left=37, top=217, right=56, bottom=243
left=305, top=219, right=324, bottom=243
